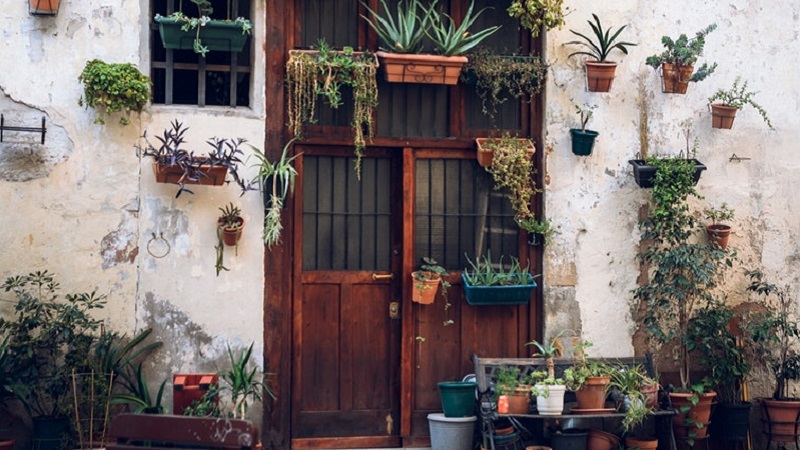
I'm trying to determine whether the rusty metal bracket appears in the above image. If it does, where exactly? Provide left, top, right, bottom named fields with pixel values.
left=0, top=114, right=47, bottom=144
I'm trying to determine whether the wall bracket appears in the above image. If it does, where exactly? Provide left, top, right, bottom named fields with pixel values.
left=0, top=114, right=47, bottom=144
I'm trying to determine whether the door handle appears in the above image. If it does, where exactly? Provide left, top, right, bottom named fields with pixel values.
left=372, top=273, right=394, bottom=281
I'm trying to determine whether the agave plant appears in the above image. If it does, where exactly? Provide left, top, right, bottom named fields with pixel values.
left=361, top=0, right=431, bottom=53
left=566, top=13, right=636, bottom=62
left=425, top=0, right=500, bottom=56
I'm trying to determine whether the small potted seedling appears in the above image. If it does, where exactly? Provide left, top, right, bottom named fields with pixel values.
left=704, top=202, right=734, bottom=249
left=218, top=203, right=245, bottom=246
left=569, top=103, right=598, bottom=156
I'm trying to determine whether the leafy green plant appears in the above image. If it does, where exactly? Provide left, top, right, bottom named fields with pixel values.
left=609, top=364, right=657, bottom=431
left=562, top=339, right=613, bottom=391
left=645, top=24, right=717, bottom=82
left=462, top=49, right=547, bottom=122
left=704, top=203, right=734, bottom=227
left=250, top=139, right=299, bottom=249
left=0, top=271, right=107, bottom=419
left=507, top=0, right=567, bottom=38
left=495, top=366, right=522, bottom=396
left=566, top=14, right=637, bottom=62
left=182, top=385, right=221, bottom=417
left=463, top=253, right=534, bottom=287
left=361, top=0, right=430, bottom=53
left=285, top=41, right=378, bottom=177
left=425, top=0, right=499, bottom=56
left=482, top=134, right=537, bottom=223
left=573, top=102, right=596, bottom=132
left=158, top=0, right=252, bottom=56
left=515, top=216, right=558, bottom=245
left=412, top=257, right=452, bottom=325
left=221, top=343, right=274, bottom=420
left=218, top=203, right=243, bottom=230
left=745, top=270, right=800, bottom=400
left=526, top=330, right=570, bottom=389
left=708, top=77, right=773, bottom=128
left=78, top=59, right=151, bottom=126
left=110, top=362, right=168, bottom=414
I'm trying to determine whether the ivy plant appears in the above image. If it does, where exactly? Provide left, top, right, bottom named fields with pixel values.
left=78, top=59, right=151, bottom=126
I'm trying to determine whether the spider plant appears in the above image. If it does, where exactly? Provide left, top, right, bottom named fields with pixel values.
left=425, top=0, right=500, bottom=56
left=566, top=13, right=636, bottom=62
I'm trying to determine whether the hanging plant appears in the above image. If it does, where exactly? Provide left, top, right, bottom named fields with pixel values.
left=78, top=59, right=151, bottom=125
left=507, top=0, right=568, bottom=38
left=463, top=49, right=548, bottom=122
left=286, top=40, right=379, bottom=179
left=481, top=134, right=538, bottom=222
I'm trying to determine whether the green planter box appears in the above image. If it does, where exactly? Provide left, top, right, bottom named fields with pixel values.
left=155, top=17, right=249, bottom=52
left=461, top=273, right=537, bottom=306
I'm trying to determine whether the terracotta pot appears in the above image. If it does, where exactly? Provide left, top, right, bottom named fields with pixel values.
left=624, top=437, right=658, bottom=449
left=376, top=51, right=467, bottom=85
left=711, top=104, right=738, bottom=129
left=0, top=441, right=14, bottom=450
left=587, top=429, right=620, bottom=450
left=507, top=392, right=531, bottom=414
left=661, top=64, right=693, bottom=94
left=640, top=384, right=659, bottom=409
left=29, top=0, right=60, bottom=15
left=761, top=398, right=800, bottom=442
left=474, top=138, right=536, bottom=167
left=218, top=217, right=245, bottom=246
left=585, top=61, right=618, bottom=92
left=670, top=391, right=717, bottom=439
left=575, top=376, right=611, bottom=410
left=411, top=271, right=440, bottom=304
left=706, top=224, right=731, bottom=249
left=153, top=161, right=229, bottom=186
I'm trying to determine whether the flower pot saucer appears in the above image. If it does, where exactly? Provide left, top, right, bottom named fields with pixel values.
left=570, top=407, right=615, bottom=415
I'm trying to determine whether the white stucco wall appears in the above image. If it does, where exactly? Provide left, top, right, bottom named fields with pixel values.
left=542, top=1, right=800, bottom=360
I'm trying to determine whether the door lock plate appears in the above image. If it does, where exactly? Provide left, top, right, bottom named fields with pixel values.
left=389, top=302, right=400, bottom=319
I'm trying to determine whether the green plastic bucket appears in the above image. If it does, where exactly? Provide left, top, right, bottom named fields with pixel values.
left=438, top=381, right=477, bottom=417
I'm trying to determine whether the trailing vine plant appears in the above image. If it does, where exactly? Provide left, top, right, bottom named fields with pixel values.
left=483, top=134, right=537, bottom=223
left=463, top=48, right=548, bottom=123
left=286, top=40, right=379, bottom=178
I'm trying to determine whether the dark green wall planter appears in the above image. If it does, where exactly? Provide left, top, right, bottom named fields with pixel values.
left=155, top=17, right=249, bottom=52
left=628, top=159, right=707, bottom=188
left=570, top=128, right=599, bottom=156
left=461, top=273, right=537, bottom=306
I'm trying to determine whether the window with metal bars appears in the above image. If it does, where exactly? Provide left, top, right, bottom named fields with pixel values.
left=150, top=0, right=252, bottom=107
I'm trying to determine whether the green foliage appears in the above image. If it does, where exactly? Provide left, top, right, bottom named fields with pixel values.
left=507, top=0, right=567, bottom=38
left=78, top=59, right=151, bottom=126
left=645, top=24, right=717, bottom=73
left=425, top=1, right=499, bottom=56
left=221, top=343, right=274, bottom=420
left=516, top=216, right=558, bottom=245
left=495, top=366, right=522, bottom=395
left=463, top=49, right=547, bottom=123
left=631, top=156, right=735, bottom=391
left=463, top=253, right=534, bottom=287
left=250, top=139, right=299, bottom=249
left=182, top=385, right=221, bottom=417
left=161, top=0, right=252, bottom=56
left=745, top=270, right=800, bottom=400
left=0, top=271, right=106, bottom=418
left=218, top=203, right=243, bottom=229
left=704, top=202, right=734, bottom=226
left=285, top=41, right=378, bottom=177
left=482, top=134, right=537, bottom=222
left=566, top=14, right=637, bottom=62
left=110, top=362, right=167, bottom=414
left=708, top=77, right=773, bottom=128
left=361, top=0, right=430, bottom=53
left=573, top=102, right=596, bottom=132
left=413, top=257, right=452, bottom=324
left=563, top=339, right=613, bottom=390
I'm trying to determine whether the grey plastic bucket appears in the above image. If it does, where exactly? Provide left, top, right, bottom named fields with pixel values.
left=428, top=413, right=476, bottom=450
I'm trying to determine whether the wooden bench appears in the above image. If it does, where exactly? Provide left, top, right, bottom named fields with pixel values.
left=472, top=355, right=677, bottom=450
left=107, top=414, right=259, bottom=450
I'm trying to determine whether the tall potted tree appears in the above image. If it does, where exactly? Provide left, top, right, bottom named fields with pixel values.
left=745, top=270, right=800, bottom=447
left=630, top=155, right=734, bottom=444
left=566, top=14, right=637, bottom=92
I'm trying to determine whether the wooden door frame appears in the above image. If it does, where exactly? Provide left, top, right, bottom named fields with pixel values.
left=263, top=0, right=545, bottom=447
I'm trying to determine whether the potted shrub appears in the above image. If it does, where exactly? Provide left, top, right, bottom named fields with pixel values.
left=566, top=14, right=637, bottom=92
left=462, top=253, right=538, bottom=306
left=0, top=271, right=106, bottom=450
left=630, top=142, right=735, bottom=444
left=154, top=0, right=252, bottom=56
left=286, top=40, right=378, bottom=178
left=507, top=0, right=567, bottom=38
left=494, top=366, right=531, bottom=414
left=78, top=59, right=151, bottom=126
left=562, top=340, right=613, bottom=412
left=609, top=364, right=658, bottom=433
left=362, top=0, right=499, bottom=85
left=526, top=331, right=568, bottom=415
left=570, top=103, right=598, bottom=156
left=687, top=301, right=753, bottom=443
left=645, top=24, right=717, bottom=94
left=138, top=120, right=252, bottom=197
left=461, top=48, right=548, bottom=123
left=29, top=0, right=60, bottom=15
left=704, top=203, right=734, bottom=249
left=708, top=77, right=773, bottom=130
left=745, top=269, right=800, bottom=446
left=411, top=257, right=450, bottom=306
left=250, top=139, right=299, bottom=249
left=515, top=216, right=558, bottom=246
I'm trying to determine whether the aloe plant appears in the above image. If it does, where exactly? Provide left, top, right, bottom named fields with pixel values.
left=425, top=1, right=500, bottom=56
left=566, top=13, right=636, bottom=62
left=361, top=0, right=431, bottom=53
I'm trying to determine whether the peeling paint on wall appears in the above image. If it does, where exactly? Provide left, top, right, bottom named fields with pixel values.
left=101, top=211, right=139, bottom=269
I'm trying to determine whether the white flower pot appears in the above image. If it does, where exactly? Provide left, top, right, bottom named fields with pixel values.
left=535, top=384, right=566, bottom=415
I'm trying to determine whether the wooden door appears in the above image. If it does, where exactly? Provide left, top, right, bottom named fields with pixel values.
left=291, top=147, right=403, bottom=449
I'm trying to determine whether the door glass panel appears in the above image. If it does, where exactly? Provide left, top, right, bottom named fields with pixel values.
left=414, top=158, right=517, bottom=269
left=303, top=155, right=392, bottom=270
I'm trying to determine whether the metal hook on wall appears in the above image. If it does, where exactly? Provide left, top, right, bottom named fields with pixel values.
left=147, top=232, right=171, bottom=258
left=729, top=154, right=752, bottom=163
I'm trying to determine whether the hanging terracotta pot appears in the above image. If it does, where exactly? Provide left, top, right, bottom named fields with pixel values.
left=29, top=0, right=60, bottom=15
left=661, top=64, right=694, bottom=94
left=218, top=217, right=245, bottom=246
left=376, top=52, right=467, bottom=85
left=670, top=391, right=716, bottom=440
left=706, top=223, right=732, bottom=249
left=411, top=271, right=440, bottom=304
left=711, top=104, right=738, bottom=129
left=585, top=61, right=618, bottom=92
